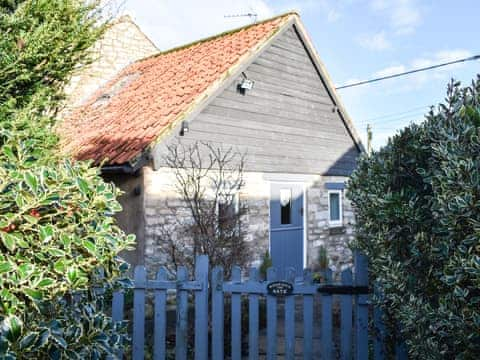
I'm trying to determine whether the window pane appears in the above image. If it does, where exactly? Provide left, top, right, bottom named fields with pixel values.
left=329, top=193, right=340, bottom=221
left=280, top=189, right=292, bottom=225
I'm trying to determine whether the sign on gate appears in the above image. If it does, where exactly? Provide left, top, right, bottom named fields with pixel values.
left=266, top=280, right=294, bottom=296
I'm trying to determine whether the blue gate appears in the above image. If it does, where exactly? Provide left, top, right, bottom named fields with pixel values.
left=111, top=252, right=407, bottom=359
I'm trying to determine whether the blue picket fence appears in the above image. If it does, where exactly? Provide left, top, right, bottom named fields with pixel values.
left=111, top=252, right=406, bottom=359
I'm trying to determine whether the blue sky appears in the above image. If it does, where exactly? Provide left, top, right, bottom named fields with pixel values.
left=111, top=0, right=480, bottom=148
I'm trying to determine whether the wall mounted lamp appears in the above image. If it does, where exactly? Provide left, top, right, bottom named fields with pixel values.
left=179, top=120, right=189, bottom=136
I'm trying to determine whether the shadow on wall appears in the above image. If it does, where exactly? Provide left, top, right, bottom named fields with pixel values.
left=323, top=145, right=361, bottom=176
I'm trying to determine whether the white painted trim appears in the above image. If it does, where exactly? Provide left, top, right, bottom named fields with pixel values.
left=268, top=180, right=307, bottom=269
left=328, top=189, right=343, bottom=227
left=302, top=182, right=307, bottom=269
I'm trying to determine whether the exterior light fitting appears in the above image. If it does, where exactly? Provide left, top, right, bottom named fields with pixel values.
left=179, top=121, right=189, bottom=136
left=240, top=78, right=254, bottom=91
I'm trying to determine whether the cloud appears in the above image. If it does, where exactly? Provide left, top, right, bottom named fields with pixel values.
left=109, top=0, right=276, bottom=50
left=411, top=49, right=472, bottom=69
left=370, top=49, right=472, bottom=92
left=356, top=32, right=392, bottom=51
left=370, top=0, right=422, bottom=35
left=327, top=9, right=341, bottom=22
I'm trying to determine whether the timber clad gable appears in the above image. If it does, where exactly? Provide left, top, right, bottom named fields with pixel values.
left=159, top=25, right=359, bottom=176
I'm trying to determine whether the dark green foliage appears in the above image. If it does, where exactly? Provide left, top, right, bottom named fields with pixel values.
left=0, top=1, right=135, bottom=358
left=348, top=77, right=480, bottom=359
left=259, top=250, right=272, bottom=280
left=317, top=245, right=328, bottom=270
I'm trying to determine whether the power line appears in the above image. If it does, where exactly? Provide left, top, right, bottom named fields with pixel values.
left=359, top=104, right=431, bottom=122
left=357, top=111, right=427, bottom=126
left=336, top=54, right=480, bottom=90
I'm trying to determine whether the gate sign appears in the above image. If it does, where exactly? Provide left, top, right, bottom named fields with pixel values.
left=267, top=281, right=293, bottom=296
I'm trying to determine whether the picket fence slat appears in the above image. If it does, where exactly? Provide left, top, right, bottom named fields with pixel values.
left=266, top=267, right=277, bottom=360
left=340, top=268, right=353, bottom=360
left=132, top=266, right=146, bottom=360
left=373, top=283, right=386, bottom=360
left=285, top=268, right=296, bottom=360
left=211, top=266, right=224, bottom=360
left=231, top=266, right=242, bottom=360
left=176, top=267, right=188, bottom=360
left=354, top=251, right=369, bottom=360
left=153, top=268, right=167, bottom=360
left=248, top=268, right=260, bottom=360
left=112, top=290, right=124, bottom=359
left=194, top=256, right=209, bottom=360
left=396, top=335, right=408, bottom=360
left=321, top=269, right=333, bottom=360
left=302, top=269, right=314, bottom=360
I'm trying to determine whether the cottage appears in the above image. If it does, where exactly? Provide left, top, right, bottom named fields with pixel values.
left=60, top=12, right=363, bottom=275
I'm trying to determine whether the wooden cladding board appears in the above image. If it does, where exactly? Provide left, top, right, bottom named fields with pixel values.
left=156, top=25, right=360, bottom=176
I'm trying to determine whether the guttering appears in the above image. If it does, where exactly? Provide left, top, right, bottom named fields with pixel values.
left=100, top=152, right=150, bottom=175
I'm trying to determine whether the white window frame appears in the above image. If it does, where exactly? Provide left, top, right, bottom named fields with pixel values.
left=328, top=189, right=343, bottom=227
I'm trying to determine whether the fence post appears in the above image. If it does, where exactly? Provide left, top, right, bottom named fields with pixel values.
left=248, top=268, right=259, bottom=360
left=211, top=266, right=224, bottom=360
left=154, top=267, right=168, bottom=360
left=373, top=283, right=386, bottom=360
left=303, top=269, right=314, bottom=360
left=132, top=266, right=146, bottom=360
left=321, top=268, right=333, bottom=360
left=231, top=266, right=242, bottom=360
left=354, top=251, right=369, bottom=360
left=194, top=256, right=209, bottom=360
left=176, top=266, right=188, bottom=360
left=284, top=268, right=296, bottom=360
left=266, top=267, right=277, bottom=360
left=340, top=268, right=353, bottom=360
left=112, top=290, right=125, bottom=359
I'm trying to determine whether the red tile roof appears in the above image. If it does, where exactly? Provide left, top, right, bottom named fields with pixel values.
left=59, top=13, right=296, bottom=165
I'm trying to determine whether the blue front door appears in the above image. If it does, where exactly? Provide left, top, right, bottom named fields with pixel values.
left=270, top=183, right=304, bottom=278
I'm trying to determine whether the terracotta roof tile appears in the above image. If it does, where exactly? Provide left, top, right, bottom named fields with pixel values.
left=59, top=13, right=295, bottom=165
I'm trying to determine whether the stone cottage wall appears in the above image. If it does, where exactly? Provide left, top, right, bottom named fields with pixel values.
left=142, top=167, right=354, bottom=273
left=306, top=175, right=355, bottom=272
left=142, top=168, right=271, bottom=273
left=64, top=15, right=158, bottom=110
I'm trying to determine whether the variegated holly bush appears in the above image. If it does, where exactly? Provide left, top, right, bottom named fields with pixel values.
left=348, top=78, right=480, bottom=358
left=0, top=1, right=135, bottom=358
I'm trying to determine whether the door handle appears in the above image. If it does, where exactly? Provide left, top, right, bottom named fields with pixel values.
left=300, top=207, right=304, bottom=216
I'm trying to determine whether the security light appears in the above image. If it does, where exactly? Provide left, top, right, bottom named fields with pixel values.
left=179, top=121, right=189, bottom=136
left=240, top=78, right=254, bottom=91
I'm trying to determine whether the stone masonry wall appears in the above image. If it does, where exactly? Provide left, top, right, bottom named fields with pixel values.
left=64, top=15, right=158, bottom=110
left=306, top=175, right=355, bottom=272
left=142, top=167, right=354, bottom=273
left=142, top=167, right=270, bottom=273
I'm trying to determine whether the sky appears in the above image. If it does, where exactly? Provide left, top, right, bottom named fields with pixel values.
left=107, top=0, right=480, bottom=148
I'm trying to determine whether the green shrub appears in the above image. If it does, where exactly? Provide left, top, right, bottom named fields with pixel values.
left=259, top=251, right=272, bottom=280
left=347, top=78, right=480, bottom=358
left=0, top=1, right=135, bottom=357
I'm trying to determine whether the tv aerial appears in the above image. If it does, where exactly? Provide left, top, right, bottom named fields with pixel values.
left=224, top=12, right=258, bottom=24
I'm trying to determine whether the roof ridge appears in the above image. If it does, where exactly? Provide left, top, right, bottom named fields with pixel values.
left=134, top=11, right=298, bottom=64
